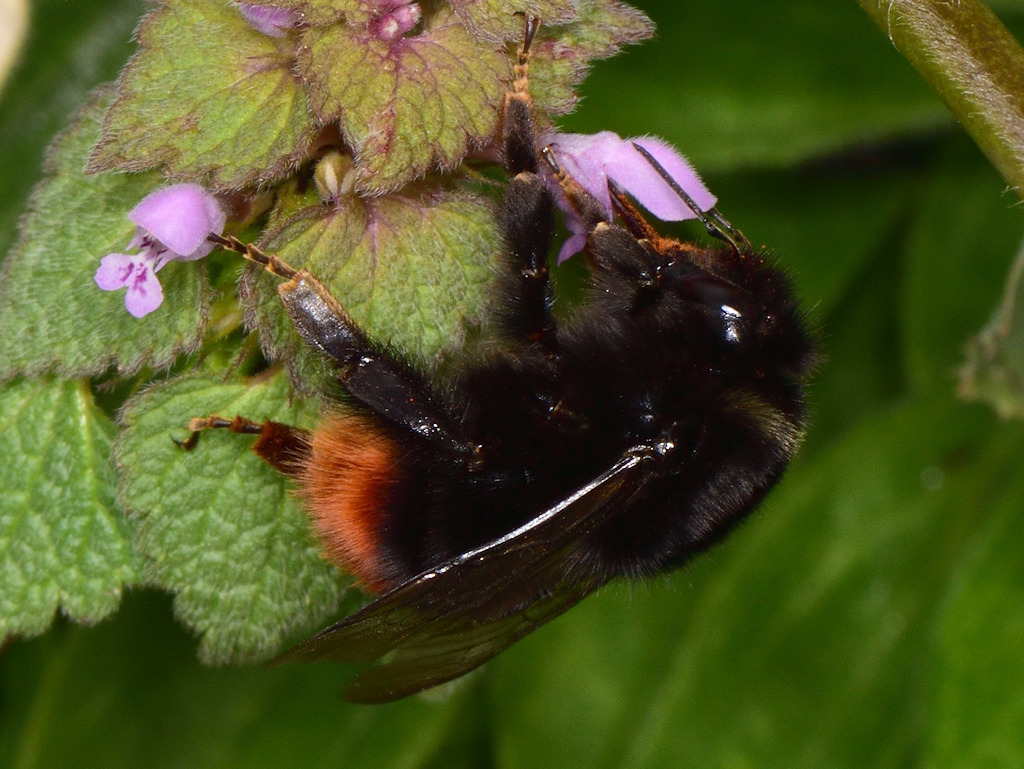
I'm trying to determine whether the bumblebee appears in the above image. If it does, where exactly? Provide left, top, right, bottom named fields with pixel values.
left=187, top=16, right=815, bottom=702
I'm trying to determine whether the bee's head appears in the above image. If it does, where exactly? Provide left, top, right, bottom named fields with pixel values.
left=653, top=247, right=816, bottom=381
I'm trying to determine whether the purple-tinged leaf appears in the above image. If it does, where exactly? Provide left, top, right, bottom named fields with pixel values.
left=88, top=0, right=316, bottom=191
left=449, top=0, right=579, bottom=42
left=299, top=7, right=506, bottom=193
left=528, top=0, right=654, bottom=115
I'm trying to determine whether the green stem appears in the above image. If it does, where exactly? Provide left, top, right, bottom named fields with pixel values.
left=856, top=0, right=1024, bottom=198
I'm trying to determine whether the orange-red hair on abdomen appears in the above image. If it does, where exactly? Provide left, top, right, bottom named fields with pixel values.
left=299, top=413, right=399, bottom=593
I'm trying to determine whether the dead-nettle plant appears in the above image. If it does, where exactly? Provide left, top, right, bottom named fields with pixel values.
left=0, top=0, right=734, bottom=664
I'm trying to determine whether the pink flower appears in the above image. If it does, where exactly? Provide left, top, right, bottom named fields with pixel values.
left=237, top=3, right=298, bottom=37
left=370, top=2, right=421, bottom=40
left=95, top=184, right=226, bottom=318
left=543, top=131, right=717, bottom=262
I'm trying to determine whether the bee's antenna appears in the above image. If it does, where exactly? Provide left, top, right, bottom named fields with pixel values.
left=208, top=232, right=300, bottom=279
left=630, top=142, right=753, bottom=255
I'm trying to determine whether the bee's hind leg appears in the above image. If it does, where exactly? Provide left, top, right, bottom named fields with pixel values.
left=176, top=414, right=311, bottom=478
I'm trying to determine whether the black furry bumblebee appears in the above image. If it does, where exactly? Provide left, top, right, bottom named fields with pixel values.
left=187, top=17, right=815, bottom=702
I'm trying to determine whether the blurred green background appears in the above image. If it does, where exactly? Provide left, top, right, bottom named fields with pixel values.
left=2, top=0, right=1024, bottom=767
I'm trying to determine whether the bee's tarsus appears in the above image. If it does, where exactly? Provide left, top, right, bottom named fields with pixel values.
left=175, top=414, right=267, bottom=451
left=209, top=232, right=300, bottom=279
left=539, top=145, right=560, bottom=175
left=521, top=14, right=540, bottom=57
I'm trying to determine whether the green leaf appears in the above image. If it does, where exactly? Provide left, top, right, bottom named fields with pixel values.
left=958, top=237, right=1024, bottom=419
left=244, top=183, right=499, bottom=390
left=529, top=0, right=655, bottom=115
left=6, top=0, right=1024, bottom=764
left=300, top=7, right=507, bottom=194
left=450, top=0, right=581, bottom=42
left=0, top=593, right=472, bottom=769
left=927, top=436, right=1024, bottom=766
left=0, top=87, right=208, bottom=382
left=0, top=378, right=138, bottom=640
left=88, top=0, right=316, bottom=190
left=115, top=372, right=349, bottom=664
left=902, top=138, right=1024, bottom=392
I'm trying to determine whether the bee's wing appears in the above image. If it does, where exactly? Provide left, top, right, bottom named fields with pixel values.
left=271, top=451, right=652, bottom=703
left=340, top=576, right=602, bottom=703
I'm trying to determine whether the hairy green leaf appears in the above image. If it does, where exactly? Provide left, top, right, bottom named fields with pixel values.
left=0, top=378, right=138, bottom=640
left=244, top=183, right=499, bottom=392
left=300, top=7, right=507, bottom=193
left=0, top=88, right=208, bottom=381
left=116, top=372, right=349, bottom=663
left=529, top=0, right=655, bottom=115
left=88, top=0, right=316, bottom=190
left=234, top=0, right=345, bottom=26
left=450, top=0, right=580, bottom=42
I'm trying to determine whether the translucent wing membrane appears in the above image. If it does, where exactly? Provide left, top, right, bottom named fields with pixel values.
left=272, top=451, right=652, bottom=702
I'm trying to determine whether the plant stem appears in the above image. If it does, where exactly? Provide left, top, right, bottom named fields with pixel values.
left=856, top=0, right=1024, bottom=198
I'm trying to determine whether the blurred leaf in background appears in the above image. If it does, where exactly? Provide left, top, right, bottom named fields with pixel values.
left=1, top=0, right=1023, bottom=768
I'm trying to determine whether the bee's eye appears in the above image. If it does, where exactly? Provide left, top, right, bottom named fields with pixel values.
left=674, top=272, right=755, bottom=345
left=720, top=303, right=744, bottom=344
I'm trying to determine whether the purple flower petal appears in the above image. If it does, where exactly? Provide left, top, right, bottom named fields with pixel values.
left=95, top=253, right=165, bottom=317
left=237, top=3, right=298, bottom=37
left=542, top=131, right=718, bottom=261
left=97, top=184, right=225, bottom=317
left=557, top=229, right=588, bottom=264
left=607, top=137, right=716, bottom=221
left=94, top=253, right=137, bottom=291
left=129, top=184, right=226, bottom=259
left=544, top=131, right=620, bottom=215
left=546, top=131, right=716, bottom=221
left=123, top=261, right=164, bottom=318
